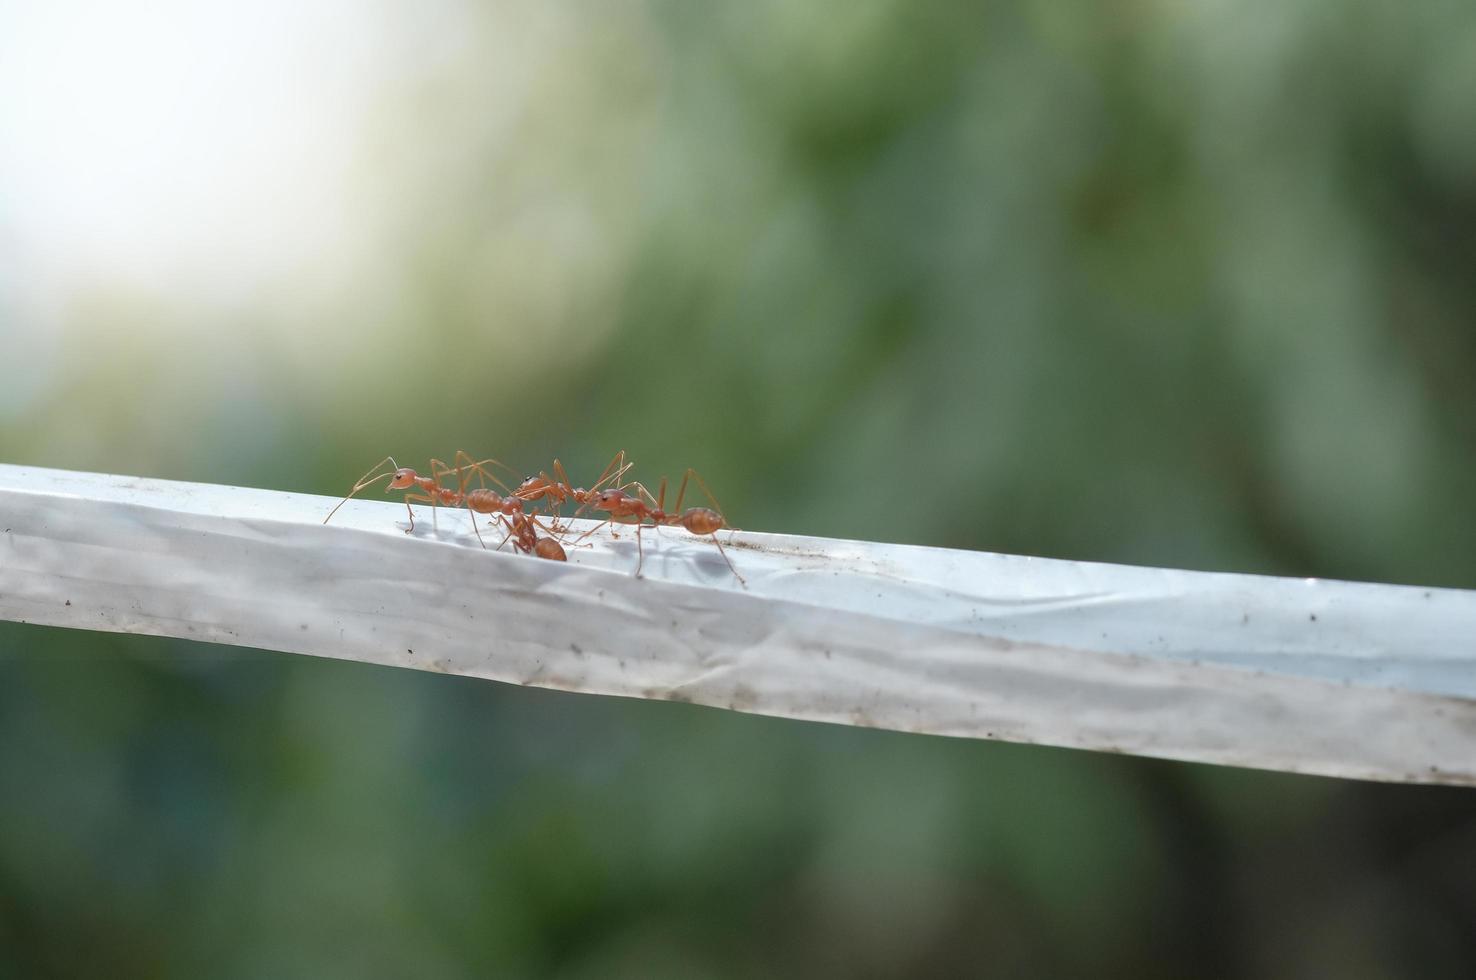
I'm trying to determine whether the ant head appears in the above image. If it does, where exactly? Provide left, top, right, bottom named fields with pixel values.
left=595, top=489, right=625, bottom=507
left=386, top=468, right=418, bottom=491
left=517, top=475, right=542, bottom=493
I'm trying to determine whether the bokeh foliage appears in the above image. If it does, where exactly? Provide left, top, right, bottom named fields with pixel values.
left=3, top=0, right=1476, bottom=976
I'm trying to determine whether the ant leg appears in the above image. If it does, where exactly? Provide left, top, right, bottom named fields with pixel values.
left=676, top=467, right=741, bottom=535
left=570, top=452, right=634, bottom=519
left=596, top=452, right=635, bottom=491
left=494, top=512, right=545, bottom=554
left=551, top=459, right=573, bottom=496
left=571, top=515, right=624, bottom=546
left=486, top=514, right=517, bottom=552
left=453, top=450, right=517, bottom=495
left=536, top=460, right=571, bottom=532
left=551, top=455, right=631, bottom=528
left=583, top=452, right=628, bottom=492
left=452, top=451, right=537, bottom=549
left=622, top=479, right=671, bottom=547
left=427, top=457, right=459, bottom=534
left=673, top=468, right=729, bottom=520
left=401, top=491, right=439, bottom=533
left=672, top=470, right=744, bottom=586
left=431, top=457, right=488, bottom=550
left=323, top=456, right=398, bottom=524
left=707, top=532, right=745, bottom=586
left=653, top=476, right=671, bottom=541
left=629, top=519, right=664, bottom=577
left=455, top=453, right=527, bottom=550
left=623, top=480, right=663, bottom=510
left=431, top=456, right=465, bottom=499
left=526, top=513, right=563, bottom=539
left=445, top=453, right=476, bottom=496
left=451, top=450, right=480, bottom=493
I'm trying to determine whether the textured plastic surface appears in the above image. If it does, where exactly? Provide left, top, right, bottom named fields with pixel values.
left=1, top=463, right=1472, bottom=784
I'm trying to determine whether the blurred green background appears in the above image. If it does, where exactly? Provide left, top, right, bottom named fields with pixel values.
left=3, top=0, right=1476, bottom=976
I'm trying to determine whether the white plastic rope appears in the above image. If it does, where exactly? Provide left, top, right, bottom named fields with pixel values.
left=1, top=463, right=1472, bottom=785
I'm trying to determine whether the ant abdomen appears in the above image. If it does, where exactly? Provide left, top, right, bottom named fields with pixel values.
left=681, top=508, right=724, bottom=536
left=464, top=489, right=505, bottom=515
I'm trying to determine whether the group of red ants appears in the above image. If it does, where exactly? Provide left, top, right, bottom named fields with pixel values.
left=325, top=451, right=744, bottom=585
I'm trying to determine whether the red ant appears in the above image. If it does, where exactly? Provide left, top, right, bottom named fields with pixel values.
left=497, top=510, right=568, bottom=562
left=431, top=451, right=588, bottom=566
left=582, top=468, right=745, bottom=586
left=439, top=452, right=588, bottom=564
left=324, top=452, right=529, bottom=551
left=512, top=452, right=632, bottom=531
left=487, top=451, right=637, bottom=560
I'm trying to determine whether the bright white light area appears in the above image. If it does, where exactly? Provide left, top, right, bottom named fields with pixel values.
left=0, top=1, right=401, bottom=306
